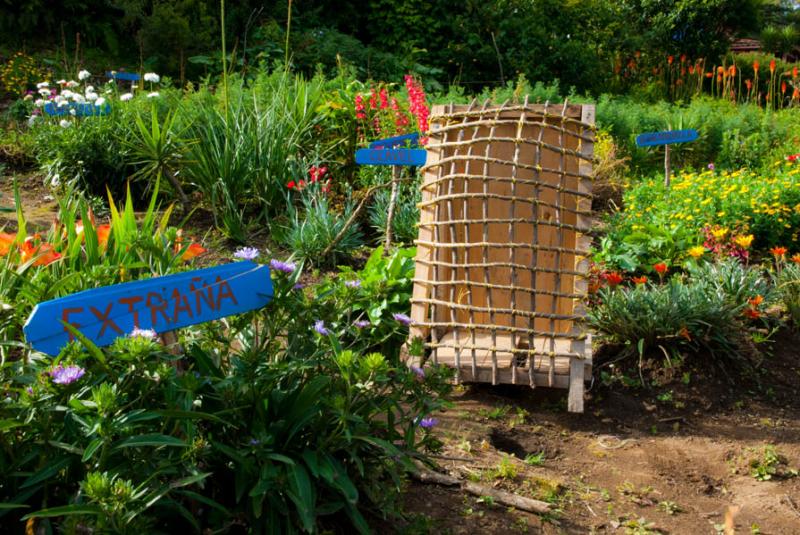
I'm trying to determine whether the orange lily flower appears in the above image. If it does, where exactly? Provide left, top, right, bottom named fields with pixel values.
left=743, top=308, right=760, bottom=320
left=96, top=224, right=111, bottom=248
left=632, top=275, right=648, bottom=285
left=180, top=242, right=207, bottom=261
left=0, top=232, right=15, bottom=255
left=771, top=246, right=788, bottom=258
left=20, top=239, right=62, bottom=266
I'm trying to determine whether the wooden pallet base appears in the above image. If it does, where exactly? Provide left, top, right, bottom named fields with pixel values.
left=409, top=330, right=591, bottom=412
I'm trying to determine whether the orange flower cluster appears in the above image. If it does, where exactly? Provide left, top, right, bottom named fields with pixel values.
left=743, top=294, right=764, bottom=320
left=0, top=233, right=62, bottom=266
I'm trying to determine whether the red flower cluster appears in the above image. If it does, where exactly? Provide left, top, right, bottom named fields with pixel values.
left=287, top=165, right=331, bottom=193
left=391, top=97, right=409, bottom=132
left=786, top=153, right=800, bottom=163
left=404, top=74, right=430, bottom=137
left=355, top=94, right=366, bottom=120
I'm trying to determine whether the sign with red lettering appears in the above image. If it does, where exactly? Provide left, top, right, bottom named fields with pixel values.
left=23, top=261, right=272, bottom=356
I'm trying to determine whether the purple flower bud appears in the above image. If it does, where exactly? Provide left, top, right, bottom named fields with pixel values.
left=234, top=247, right=260, bottom=260
left=49, top=365, right=85, bottom=385
left=410, top=365, right=425, bottom=379
left=314, top=320, right=330, bottom=336
left=293, top=282, right=306, bottom=290
left=269, top=259, right=296, bottom=274
left=353, top=320, right=371, bottom=328
left=419, top=417, right=438, bottom=429
left=345, top=280, right=361, bottom=289
left=393, top=313, right=413, bottom=326
left=707, top=163, right=715, bottom=171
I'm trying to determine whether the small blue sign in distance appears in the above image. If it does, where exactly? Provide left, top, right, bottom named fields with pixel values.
left=43, top=102, right=111, bottom=117
left=24, top=261, right=273, bottom=356
left=369, top=132, right=420, bottom=149
left=355, top=148, right=427, bottom=166
left=106, top=71, right=141, bottom=82
left=636, top=129, right=699, bottom=147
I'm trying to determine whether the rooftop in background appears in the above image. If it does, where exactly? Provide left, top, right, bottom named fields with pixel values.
left=730, top=38, right=762, bottom=53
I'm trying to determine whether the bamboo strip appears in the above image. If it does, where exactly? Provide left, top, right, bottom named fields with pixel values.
left=421, top=173, right=593, bottom=197
left=414, top=259, right=584, bottom=276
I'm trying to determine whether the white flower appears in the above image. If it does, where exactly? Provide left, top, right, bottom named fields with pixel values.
left=72, top=93, right=86, bottom=103
left=69, top=108, right=77, bottom=116
left=144, top=72, right=160, bottom=83
left=59, top=119, right=71, bottom=128
left=147, top=91, right=160, bottom=98
left=56, top=98, right=68, bottom=107
left=36, top=81, right=49, bottom=89
left=34, top=99, right=44, bottom=107
left=61, top=90, right=73, bottom=99
left=130, top=327, right=158, bottom=340
left=56, top=79, right=66, bottom=85
left=23, top=94, right=33, bottom=101
left=85, top=85, right=94, bottom=92
left=95, top=97, right=106, bottom=107
left=78, top=70, right=91, bottom=81
left=66, top=80, right=79, bottom=88
left=85, top=92, right=98, bottom=102
left=120, top=92, right=133, bottom=102
left=38, top=88, right=50, bottom=97
left=27, top=115, right=38, bottom=127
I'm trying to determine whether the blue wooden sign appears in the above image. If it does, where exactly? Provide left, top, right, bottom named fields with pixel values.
left=355, top=148, right=427, bottom=166
left=43, top=102, right=111, bottom=117
left=357, top=132, right=426, bottom=166
left=107, top=71, right=141, bottom=82
left=636, top=129, right=698, bottom=147
left=369, top=132, right=420, bottom=149
left=24, top=261, right=272, bottom=356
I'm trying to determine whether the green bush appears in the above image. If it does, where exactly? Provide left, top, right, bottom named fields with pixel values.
left=587, top=278, right=748, bottom=367
left=368, top=185, right=420, bottom=245
left=776, top=263, right=800, bottom=329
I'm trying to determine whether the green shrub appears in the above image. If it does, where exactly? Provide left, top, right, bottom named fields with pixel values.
left=776, top=263, right=800, bottom=329
left=689, top=259, right=771, bottom=309
left=587, top=278, right=748, bottom=367
left=368, top=185, right=420, bottom=245
left=278, top=194, right=364, bottom=267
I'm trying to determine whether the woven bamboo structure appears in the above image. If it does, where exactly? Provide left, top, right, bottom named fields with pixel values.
left=408, top=99, right=595, bottom=412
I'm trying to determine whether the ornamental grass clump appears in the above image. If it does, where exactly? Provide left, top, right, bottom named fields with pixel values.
left=587, top=277, right=750, bottom=370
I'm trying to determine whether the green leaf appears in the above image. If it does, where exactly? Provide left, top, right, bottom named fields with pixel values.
left=22, top=505, right=101, bottom=520
left=20, top=457, right=72, bottom=489
left=287, top=464, right=315, bottom=533
left=154, top=409, right=228, bottom=425
left=169, top=472, right=211, bottom=489
left=113, top=434, right=187, bottom=450
left=0, top=503, right=29, bottom=510
left=0, top=419, right=25, bottom=432
left=59, top=320, right=109, bottom=372
left=82, top=438, right=103, bottom=462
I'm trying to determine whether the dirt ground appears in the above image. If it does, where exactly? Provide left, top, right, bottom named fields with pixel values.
left=393, top=331, right=800, bottom=535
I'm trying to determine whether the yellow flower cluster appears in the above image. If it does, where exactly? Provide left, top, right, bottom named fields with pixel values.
left=623, top=163, right=800, bottom=247
left=0, top=52, right=51, bottom=97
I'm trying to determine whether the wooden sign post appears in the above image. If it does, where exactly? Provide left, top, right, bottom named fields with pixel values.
left=355, top=133, right=427, bottom=250
left=635, top=129, right=699, bottom=187
left=24, top=261, right=273, bottom=356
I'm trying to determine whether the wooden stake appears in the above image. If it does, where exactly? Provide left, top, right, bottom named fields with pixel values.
left=384, top=165, right=401, bottom=252
left=664, top=144, right=671, bottom=187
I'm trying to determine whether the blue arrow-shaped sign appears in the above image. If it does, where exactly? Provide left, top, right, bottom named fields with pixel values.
left=636, top=129, right=698, bottom=147
left=43, top=102, right=111, bottom=117
left=24, top=261, right=272, bottom=356
left=369, top=132, right=420, bottom=148
left=355, top=148, right=427, bottom=166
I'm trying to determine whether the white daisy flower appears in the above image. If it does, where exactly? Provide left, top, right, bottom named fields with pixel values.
left=56, top=79, right=66, bottom=85
left=36, top=81, right=49, bottom=89
left=72, top=94, right=86, bottom=103
left=147, top=91, right=160, bottom=98
left=85, top=92, right=98, bottom=102
left=69, top=108, right=77, bottom=116
left=78, top=70, right=91, bottom=81
left=95, top=97, right=106, bottom=107
left=38, top=88, right=50, bottom=97
left=66, top=80, right=79, bottom=88
left=120, top=92, right=133, bottom=102
left=34, top=99, right=44, bottom=107
left=59, top=119, right=71, bottom=128
left=144, top=72, right=160, bottom=83
left=61, top=90, right=73, bottom=99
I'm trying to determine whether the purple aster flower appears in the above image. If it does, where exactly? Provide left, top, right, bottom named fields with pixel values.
left=293, top=282, right=306, bottom=290
left=49, top=365, right=85, bottom=385
left=130, top=327, right=158, bottom=340
left=234, top=247, right=260, bottom=260
left=410, top=365, right=425, bottom=379
left=345, top=280, right=361, bottom=289
left=314, top=320, right=330, bottom=336
left=26, top=387, right=33, bottom=395
left=707, top=163, right=715, bottom=171
left=269, top=259, right=296, bottom=274
left=393, top=313, right=413, bottom=326
left=418, top=417, right=438, bottom=429
left=354, top=319, right=371, bottom=328
left=249, top=438, right=260, bottom=446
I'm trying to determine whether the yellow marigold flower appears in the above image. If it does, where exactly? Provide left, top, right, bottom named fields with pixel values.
left=711, top=228, right=729, bottom=240
left=688, top=246, right=705, bottom=258
left=734, top=234, right=754, bottom=248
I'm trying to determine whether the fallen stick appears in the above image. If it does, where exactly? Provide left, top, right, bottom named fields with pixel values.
left=411, top=468, right=552, bottom=514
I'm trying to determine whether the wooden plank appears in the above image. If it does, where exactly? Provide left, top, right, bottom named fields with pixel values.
left=24, top=261, right=272, bottom=356
left=567, top=356, right=585, bottom=413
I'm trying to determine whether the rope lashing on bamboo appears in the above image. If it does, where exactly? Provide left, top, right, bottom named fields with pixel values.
left=416, top=193, right=590, bottom=217
left=419, top=172, right=594, bottom=198
left=417, top=217, right=591, bottom=234
left=430, top=120, right=597, bottom=144
left=424, top=342, right=586, bottom=360
left=425, top=136, right=594, bottom=163
left=412, top=259, right=585, bottom=277
left=411, top=320, right=587, bottom=340
left=411, top=279, right=585, bottom=298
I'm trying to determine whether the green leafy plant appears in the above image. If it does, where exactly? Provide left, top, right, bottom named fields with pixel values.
left=775, top=263, right=800, bottom=329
